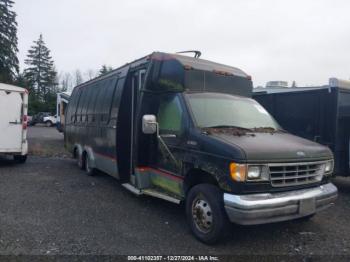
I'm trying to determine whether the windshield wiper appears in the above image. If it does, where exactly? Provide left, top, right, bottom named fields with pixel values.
left=204, top=125, right=253, bottom=132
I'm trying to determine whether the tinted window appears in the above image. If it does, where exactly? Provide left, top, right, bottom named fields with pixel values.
left=82, top=87, right=94, bottom=121
left=101, top=78, right=117, bottom=114
left=74, top=88, right=85, bottom=122
left=101, top=77, right=118, bottom=123
left=92, top=77, right=118, bottom=123
left=184, top=70, right=252, bottom=97
left=110, top=78, right=124, bottom=121
left=86, top=84, right=97, bottom=115
left=94, top=80, right=107, bottom=116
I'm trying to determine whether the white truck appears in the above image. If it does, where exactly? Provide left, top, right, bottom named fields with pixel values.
left=43, top=115, right=57, bottom=127
left=0, top=83, right=28, bottom=163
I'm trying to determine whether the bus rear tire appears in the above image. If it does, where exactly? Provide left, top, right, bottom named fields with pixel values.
left=14, top=155, right=27, bottom=164
left=84, top=154, right=95, bottom=176
left=77, top=152, right=84, bottom=170
left=186, top=184, right=230, bottom=244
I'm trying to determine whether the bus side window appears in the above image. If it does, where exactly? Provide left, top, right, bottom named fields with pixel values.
left=91, top=82, right=103, bottom=123
left=101, top=77, right=118, bottom=124
left=75, top=88, right=84, bottom=123
left=109, top=77, right=124, bottom=127
left=82, top=86, right=93, bottom=123
left=94, top=79, right=108, bottom=122
left=85, top=83, right=98, bottom=123
left=69, top=88, right=81, bottom=123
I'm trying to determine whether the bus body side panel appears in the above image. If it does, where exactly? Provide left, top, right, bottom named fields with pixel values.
left=65, top=66, right=130, bottom=178
left=335, top=89, right=350, bottom=175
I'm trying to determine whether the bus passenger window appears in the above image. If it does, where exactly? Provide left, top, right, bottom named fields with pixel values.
left=100, top=78, right=118, bottom=124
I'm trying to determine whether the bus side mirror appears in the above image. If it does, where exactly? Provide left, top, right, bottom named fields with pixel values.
left=142, top=115, right=158, bottom=134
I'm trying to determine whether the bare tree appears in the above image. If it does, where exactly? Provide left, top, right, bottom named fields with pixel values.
left=85, top=69, right=97, bottom=80
left=58, top=71, right=73, bottom=92
left=74, top=69, right=84, bottom=86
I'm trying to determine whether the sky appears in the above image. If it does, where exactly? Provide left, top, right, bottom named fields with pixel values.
left=14, top=0, right=350, bottom=87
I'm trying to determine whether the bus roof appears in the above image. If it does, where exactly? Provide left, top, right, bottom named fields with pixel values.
left=74, top=51, right=250, bottom=90
left=151, top=52, right=249, bottom=78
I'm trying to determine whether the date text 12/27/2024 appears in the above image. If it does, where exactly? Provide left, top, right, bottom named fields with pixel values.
left=127, top=256, right=219, bottom=261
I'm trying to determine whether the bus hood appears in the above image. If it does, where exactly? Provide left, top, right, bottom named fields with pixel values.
left=210, top=132, right=333, bottom=162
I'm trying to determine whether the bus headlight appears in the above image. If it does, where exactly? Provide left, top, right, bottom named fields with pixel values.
left=324, top=160, right=334, bottom=175
left=230, top=163, right=270, bottom=182
left=247, top=165, right=269, bottom=181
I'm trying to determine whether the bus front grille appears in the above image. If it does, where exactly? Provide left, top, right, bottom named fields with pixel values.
left=269, top=162, right=325, bottom=187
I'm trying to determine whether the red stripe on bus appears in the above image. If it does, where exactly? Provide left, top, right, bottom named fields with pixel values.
left=95, top=152, right=117, bottom=162
left=136, top=167, right=183, bottom=181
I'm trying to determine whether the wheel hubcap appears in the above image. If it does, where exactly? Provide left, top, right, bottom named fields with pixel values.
left=192, top=198, right=213, bottom=233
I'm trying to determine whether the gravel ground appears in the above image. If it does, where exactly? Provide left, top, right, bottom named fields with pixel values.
left=0, top=126, right=349, bottom=257
left=27, top=125, right=70, bottom=158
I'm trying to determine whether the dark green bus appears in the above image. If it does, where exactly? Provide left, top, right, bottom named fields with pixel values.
left=65, top=52, right=337, bottom=243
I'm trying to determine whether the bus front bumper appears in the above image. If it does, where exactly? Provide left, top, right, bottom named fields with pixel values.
left=224, top=183, right=337, bottom=225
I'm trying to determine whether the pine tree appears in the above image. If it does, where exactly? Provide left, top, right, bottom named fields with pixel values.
left=24, top=34, right=57, bottom=103
left=0, top=0, right=19, bottom=83
left=99, top=64, right=113, bottom=76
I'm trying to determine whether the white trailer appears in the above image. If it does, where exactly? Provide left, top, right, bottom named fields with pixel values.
left=0, top=83, right=28, bottom=163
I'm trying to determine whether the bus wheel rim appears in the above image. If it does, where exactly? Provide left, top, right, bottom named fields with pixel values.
left=192, top=197, right=213, bottom=233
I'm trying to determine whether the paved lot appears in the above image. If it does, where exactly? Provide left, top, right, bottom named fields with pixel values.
left=0, top=126, right=350, bottom=256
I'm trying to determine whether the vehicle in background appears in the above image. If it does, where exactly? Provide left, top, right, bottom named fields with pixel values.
left=27, top=115, right=33, bottom=124
left=56, top=92, right=71, bottom=132
left=43, top=115, right=57, bottom=127
left=254, top=78, right=350, bottom=176
left=65, top=52, right=337, bottom=244
left=29, top=112, right=53, bottom=126
left=266, top=81, right=289, bottom=88
left=0, top=83, right=28, bottom=163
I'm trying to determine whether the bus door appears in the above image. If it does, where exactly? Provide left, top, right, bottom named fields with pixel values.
left=118, top=68, right=146, bottom=181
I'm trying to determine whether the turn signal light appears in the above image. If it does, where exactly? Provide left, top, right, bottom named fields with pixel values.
left=230, top=162, right=246, bottom=182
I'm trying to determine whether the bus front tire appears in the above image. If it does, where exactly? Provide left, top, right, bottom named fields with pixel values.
left=186, top=184, right=230, bottom=244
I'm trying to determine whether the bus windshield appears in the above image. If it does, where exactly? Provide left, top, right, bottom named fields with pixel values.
left=186, top=92, right=280, bottom=131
